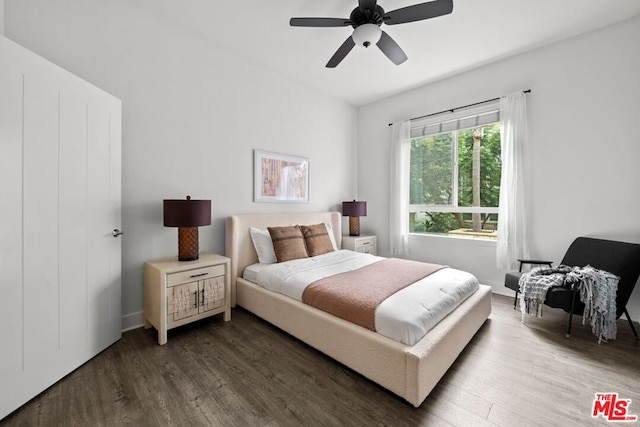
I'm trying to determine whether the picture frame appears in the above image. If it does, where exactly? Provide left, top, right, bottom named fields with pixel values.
left=254, top=150, right=309, bottom=203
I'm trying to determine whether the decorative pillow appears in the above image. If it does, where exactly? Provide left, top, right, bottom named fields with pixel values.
left=324, top=222, right=338, bottom=251
left=301, top=223, right=335, bottom=257
left=268, top=225, right=309, bottom=262
left=249, top=227, right=277, bottom=264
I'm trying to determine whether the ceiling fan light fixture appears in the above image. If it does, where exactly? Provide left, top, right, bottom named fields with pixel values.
left=352, top=23, right=382, bottom=48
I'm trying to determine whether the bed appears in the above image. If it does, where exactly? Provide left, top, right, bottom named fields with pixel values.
left=225, top=211, right=492, bottom=407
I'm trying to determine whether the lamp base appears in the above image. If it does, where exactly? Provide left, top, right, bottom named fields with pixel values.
left=348, top=216, right=360, bottom=236
left=178, top=227, right=199, bottom=261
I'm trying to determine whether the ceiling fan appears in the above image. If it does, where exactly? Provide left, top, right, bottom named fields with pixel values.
left=290, top=0, right=453, bottom=68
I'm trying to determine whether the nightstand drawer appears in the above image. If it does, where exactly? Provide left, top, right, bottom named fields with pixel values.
left=167, top=264, right=225, bottom=287
left=356, top=239, right=375, bottom=250
left=342, top=234, right=377, bottom=256
left=357, top=243, right=376, bottom=254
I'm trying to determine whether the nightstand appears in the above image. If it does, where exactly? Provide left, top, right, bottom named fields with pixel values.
left=143, top=253, right=231, bottom=345
left=342, top=234, right=377, bottom=255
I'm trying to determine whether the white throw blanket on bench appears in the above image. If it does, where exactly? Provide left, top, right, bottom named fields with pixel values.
left=519, top=265, right=619, bottom=342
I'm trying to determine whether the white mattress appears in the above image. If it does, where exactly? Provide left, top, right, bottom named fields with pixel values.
left=242, top=250, right=479, bottom=346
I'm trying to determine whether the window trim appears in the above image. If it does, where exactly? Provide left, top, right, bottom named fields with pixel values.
left=408, top=206, right=498, bottom=214
left=408, top=231, right=498, bottom=247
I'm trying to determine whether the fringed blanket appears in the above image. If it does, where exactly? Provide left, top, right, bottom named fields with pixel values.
left=519, top=265, right=619, bottom=342
left=518, top=265, right=569, bottom=317
left=302, top=258, right=445, bottom=331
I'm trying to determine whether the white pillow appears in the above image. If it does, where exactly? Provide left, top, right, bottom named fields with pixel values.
left=249, top=227, right=277, bottom=264
left=324, top=222, right=338, bottom=251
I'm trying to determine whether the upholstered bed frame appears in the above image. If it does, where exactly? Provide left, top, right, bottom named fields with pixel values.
left=225, top=211, right=492, bottom=407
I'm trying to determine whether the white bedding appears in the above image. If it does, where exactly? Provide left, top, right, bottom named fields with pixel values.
left=242, top=250, right=479, bottom=345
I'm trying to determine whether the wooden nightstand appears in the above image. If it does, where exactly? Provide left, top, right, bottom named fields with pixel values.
left=342, top=234, right=377, bottom=255
left=143, top=253, right=231, bottom=345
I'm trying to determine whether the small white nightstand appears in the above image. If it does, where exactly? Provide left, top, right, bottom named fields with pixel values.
left=342, top=234, right=377, bottom=255
left=143, top=253, right=231, bottom=345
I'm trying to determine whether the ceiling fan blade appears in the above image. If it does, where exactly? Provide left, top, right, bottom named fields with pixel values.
left=384, top=0, right=453, bottom=25
left=326, top=36, right=356, bottom=68
left=377, top=31, right=408, bottom=65
left=358, top=0, right=378, bottom=13
left=290, top=17, right=352, bottom=27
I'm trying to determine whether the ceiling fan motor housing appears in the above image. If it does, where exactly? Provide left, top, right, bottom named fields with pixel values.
left=350, top=5, right=385, bottom=47
left=350, top=5, right=385, bottom=26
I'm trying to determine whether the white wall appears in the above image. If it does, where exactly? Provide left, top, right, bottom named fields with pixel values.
left=357, top=16, right=640, bottom=319
left=0, top=0, right=5, bottom=34
left=5, top=0, right=357, bottom=330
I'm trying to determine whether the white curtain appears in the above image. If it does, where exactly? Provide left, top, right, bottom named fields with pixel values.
left=496, top=92, right=530, bottom=269
left=389, top=120, right=411, bottom=255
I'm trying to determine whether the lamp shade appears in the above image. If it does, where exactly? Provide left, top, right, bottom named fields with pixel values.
left=163, top=197, right=211, bottom=227
left=342, top=200, right=367, bottom=217
left=163, top=196, right=211, bottom=261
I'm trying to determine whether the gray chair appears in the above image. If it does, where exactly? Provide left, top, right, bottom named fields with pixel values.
left=504, top=237, right=640, bottom=338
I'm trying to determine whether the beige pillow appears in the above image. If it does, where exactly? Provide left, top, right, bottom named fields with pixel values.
left=301, top=223, right=335, bottom=257
left=268, top=225, right=309, bottom=262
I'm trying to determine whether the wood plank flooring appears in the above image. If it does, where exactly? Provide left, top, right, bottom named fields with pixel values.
left=3, top=294, right=639, bottom=426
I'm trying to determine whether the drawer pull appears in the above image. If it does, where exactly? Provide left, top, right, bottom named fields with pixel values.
left=190, top=272, right=209, bottom=278
left=361, top=242, right=370, bottom=246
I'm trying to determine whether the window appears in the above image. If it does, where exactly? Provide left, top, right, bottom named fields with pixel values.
left=408, top=105, right=501, bottom=240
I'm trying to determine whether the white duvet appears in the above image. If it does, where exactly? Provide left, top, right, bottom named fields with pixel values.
left=243, top=250, right=479, bottom=346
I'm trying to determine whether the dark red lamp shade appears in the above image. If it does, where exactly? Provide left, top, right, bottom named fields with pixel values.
left=163, top=196, right=211, bottom=261
left=342, top=200, right=367, bottom=236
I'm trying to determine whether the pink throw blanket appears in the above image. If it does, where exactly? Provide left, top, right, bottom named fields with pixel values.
left=301, top=258, right=445, bottom=331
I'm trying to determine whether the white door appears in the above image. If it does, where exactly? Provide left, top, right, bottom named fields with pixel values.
left=0, top=35, right=122, bottom=419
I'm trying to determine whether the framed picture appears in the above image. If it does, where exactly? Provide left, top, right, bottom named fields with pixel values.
left=254, top=150, right=309, bottom=203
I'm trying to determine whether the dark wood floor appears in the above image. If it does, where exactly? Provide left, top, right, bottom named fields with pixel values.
left=3, top=294, right=640, bottom=426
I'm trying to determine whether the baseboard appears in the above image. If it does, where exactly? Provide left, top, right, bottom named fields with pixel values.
left=121, top=311, right=144, bottom=332
left=477, top=278, right=513, bottom=297
left=490, top=287, right=514, bottom=297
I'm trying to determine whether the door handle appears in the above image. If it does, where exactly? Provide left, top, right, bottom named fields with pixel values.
left=112, top=229, right=124, bottom=238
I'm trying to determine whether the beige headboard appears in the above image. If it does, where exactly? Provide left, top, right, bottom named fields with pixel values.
left=225, top=212, right=342, bottom=307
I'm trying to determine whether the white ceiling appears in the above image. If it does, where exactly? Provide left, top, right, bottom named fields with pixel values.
left=134, top=0, right=640, bottom=106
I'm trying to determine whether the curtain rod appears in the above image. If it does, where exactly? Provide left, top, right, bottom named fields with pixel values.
left=387, top=89, right=531, bottom=127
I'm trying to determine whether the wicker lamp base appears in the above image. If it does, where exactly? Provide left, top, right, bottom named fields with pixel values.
left=348, top=216, right=361, bottom=236
left=178, top=227, right=199, bottom=261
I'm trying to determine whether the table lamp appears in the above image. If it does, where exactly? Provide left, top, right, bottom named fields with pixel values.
left=163, top=196, right=211, bottom=261
left=342, top=200, right=367, bottom=236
